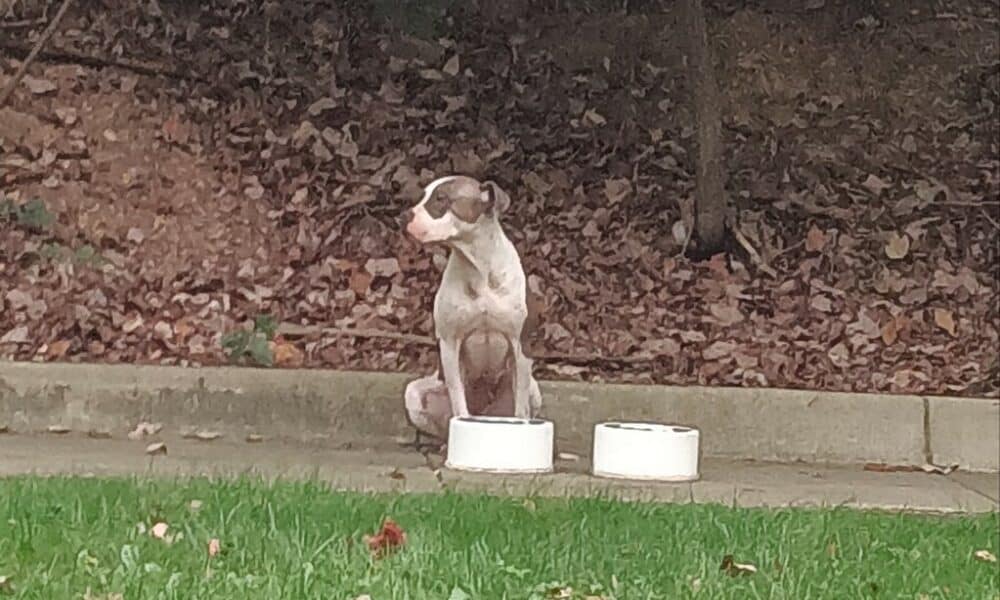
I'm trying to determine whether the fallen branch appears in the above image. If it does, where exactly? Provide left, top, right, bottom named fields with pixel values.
left=0, top=42, right=207, bottom=84
left=278, top=322, right=664, bottom=366
left=0, top=0, right=73, bottom=108
left=731, top=226, right=778, bottom=278
left=0, top=17, right=48, bottom=29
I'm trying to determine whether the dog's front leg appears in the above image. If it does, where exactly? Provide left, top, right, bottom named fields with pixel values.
left=439, top=339, right=470, bottom=418
left=511, top=341, right=534, bottom=419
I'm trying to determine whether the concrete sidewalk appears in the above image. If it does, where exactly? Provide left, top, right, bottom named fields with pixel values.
left=1, top=433, right=995, bottom=514
left=2, top=362, right=998, bottom=471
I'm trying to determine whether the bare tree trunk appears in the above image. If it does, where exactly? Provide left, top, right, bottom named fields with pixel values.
left=685, top=0, right=728, bottom=256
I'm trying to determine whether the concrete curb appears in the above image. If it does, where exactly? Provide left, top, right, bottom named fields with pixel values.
left=1, top=361, right=997, bottom=472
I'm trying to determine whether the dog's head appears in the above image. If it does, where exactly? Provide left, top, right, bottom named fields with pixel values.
left=402, top=175, right=511, bottom=244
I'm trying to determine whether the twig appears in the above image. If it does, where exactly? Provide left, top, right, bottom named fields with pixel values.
left=0, top=0, right=73, bottom=108
left=278, top=322, right=436, bottom=346
left=0, top=17, right=48, bottom=29
left=532, top=350, right=655, bottom=365
left=731, top=226, right=778, bottom=278
left=980, top=208, right=1000, bottom=231
left=0, top=42, right=206, bottom=83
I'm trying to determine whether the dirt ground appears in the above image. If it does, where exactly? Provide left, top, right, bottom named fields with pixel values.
left=1, top=0, right=997, bottom=397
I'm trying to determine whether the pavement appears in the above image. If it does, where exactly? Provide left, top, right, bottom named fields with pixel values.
left=1, top=433, right=996, bottom=514
left=2, top=362, right=998, bottom=471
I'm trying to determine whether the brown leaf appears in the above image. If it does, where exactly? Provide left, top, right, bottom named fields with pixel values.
left=349, top=271, right=373, bottom=295
left=862, top=174, right=892, bottom=196
left=720, top=554, right=758, bottom=576
left=810, top=295, right=833, bottom=313
left=702, top=341, right=736, bottom=361
left=145, top=442, right=167, bottom=455
left=272, top=341, right=305, bottom=367
left=709, top=302, right=745, bottom=326
left=23, top=76, right=57, bottom=95
left=129, top=421, right=163, bottom=440
left=603, top=178, right=631, bottom=204
left=974, top=549, right=997, bottom=563
left=881, top=319, right=899, bottom=345
left=364, top=518, right=406, bottom=557
left=805, top=225, right=827, bottom=252
left=207, top=538, right=221, bottom=557
left=442, top=54, right=460, bottom=76
left=365, top=258, right=400, bottom=278
left=884, top=233, right=910, bottom=260
left=933, top=308, right=957, bottom=337
left=47, top=340, right=71, bottom=359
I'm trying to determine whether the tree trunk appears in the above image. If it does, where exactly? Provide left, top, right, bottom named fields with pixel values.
left=685, top=0, right=728, bottom=256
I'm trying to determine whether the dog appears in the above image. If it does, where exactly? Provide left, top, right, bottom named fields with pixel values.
left=401, top=175, right=542, bottom=441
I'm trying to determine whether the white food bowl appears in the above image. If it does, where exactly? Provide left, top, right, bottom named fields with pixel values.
left=592, top=421, right=700, bottom=482
left=445, top=416, right=554, bottom=473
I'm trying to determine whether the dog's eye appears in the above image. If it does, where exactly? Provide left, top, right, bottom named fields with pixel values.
left=425, top=195, right=447, bottom=219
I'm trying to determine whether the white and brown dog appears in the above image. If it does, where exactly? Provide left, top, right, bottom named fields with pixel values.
left=401, top=175, right=542, bottom=441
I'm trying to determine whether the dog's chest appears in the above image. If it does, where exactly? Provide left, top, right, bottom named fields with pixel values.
left=434, top=269, right=526, bottom=336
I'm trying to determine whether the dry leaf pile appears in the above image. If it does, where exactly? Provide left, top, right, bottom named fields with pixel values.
left=1, top=1, right=997, bottom=397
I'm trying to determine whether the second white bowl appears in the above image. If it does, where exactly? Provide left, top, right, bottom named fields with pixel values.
left=592, top=421, right=700, bottom=482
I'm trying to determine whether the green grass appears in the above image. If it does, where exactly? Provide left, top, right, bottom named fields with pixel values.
left=0, top=478, right=996, bottom=599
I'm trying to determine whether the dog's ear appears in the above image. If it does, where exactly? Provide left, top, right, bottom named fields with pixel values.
left=480, top=180, right=511, bottom=215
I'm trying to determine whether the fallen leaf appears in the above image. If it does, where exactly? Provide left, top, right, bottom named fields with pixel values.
left=23, top=75, right=57, bottom=95
left=188, top=500, right=203, bottom=512
left=548, top=364, right=588, bottom=376
left=0, top=326, right=29, bottom=344
left=122, top=315, right=144, bottom=334
left=805, top=225, right=827, bottom=252
left=709, top=302, right=744, bottom=326
left=861, top=174, right=892, bottom=195
left=46, top=339, right=71, bottom=359
left=720, top=554, right=758, bottom=576
left=365, top=257, right=400, bottom=278
left=182, top=429, right=222, bottom=441
left=46, top=424, right=70, bottom=434
left=702, top=341, right=736, bottom=361
left=603, top=178, right=631, bottom=203
left=128, top=421, right=163, bottom=440
left=442, top=54, right=460, bottom=76
left=364, top=518, right=406, bottom=557
left=671, top=220, right=687, bottom=244
left=246, top=433, right=264, bottom=443
left=349, top=270, right=373, bottom=295
left=207, top=538, right=221, bottom=557
left=272, top=341, right=304, bottom=367
left=973, top=549, right=997, bottom=563
left=884, top=233, right=910, bottom=260
left=864, top=462, right=922, bottom=473
left=145, top=442, right=167, bottom=455
left=881, top=318, right=900, bottom=345
left=307, top=97, right=337, bottom=116
left=810, top=295, right=833, bottom=312
left=920, top=463, right=958, bottom=475
left=933, top=308, right=957, bottom=337
left=150, top=522, right=169, bottom=539
left=388, top=468, right=406, bottom=480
